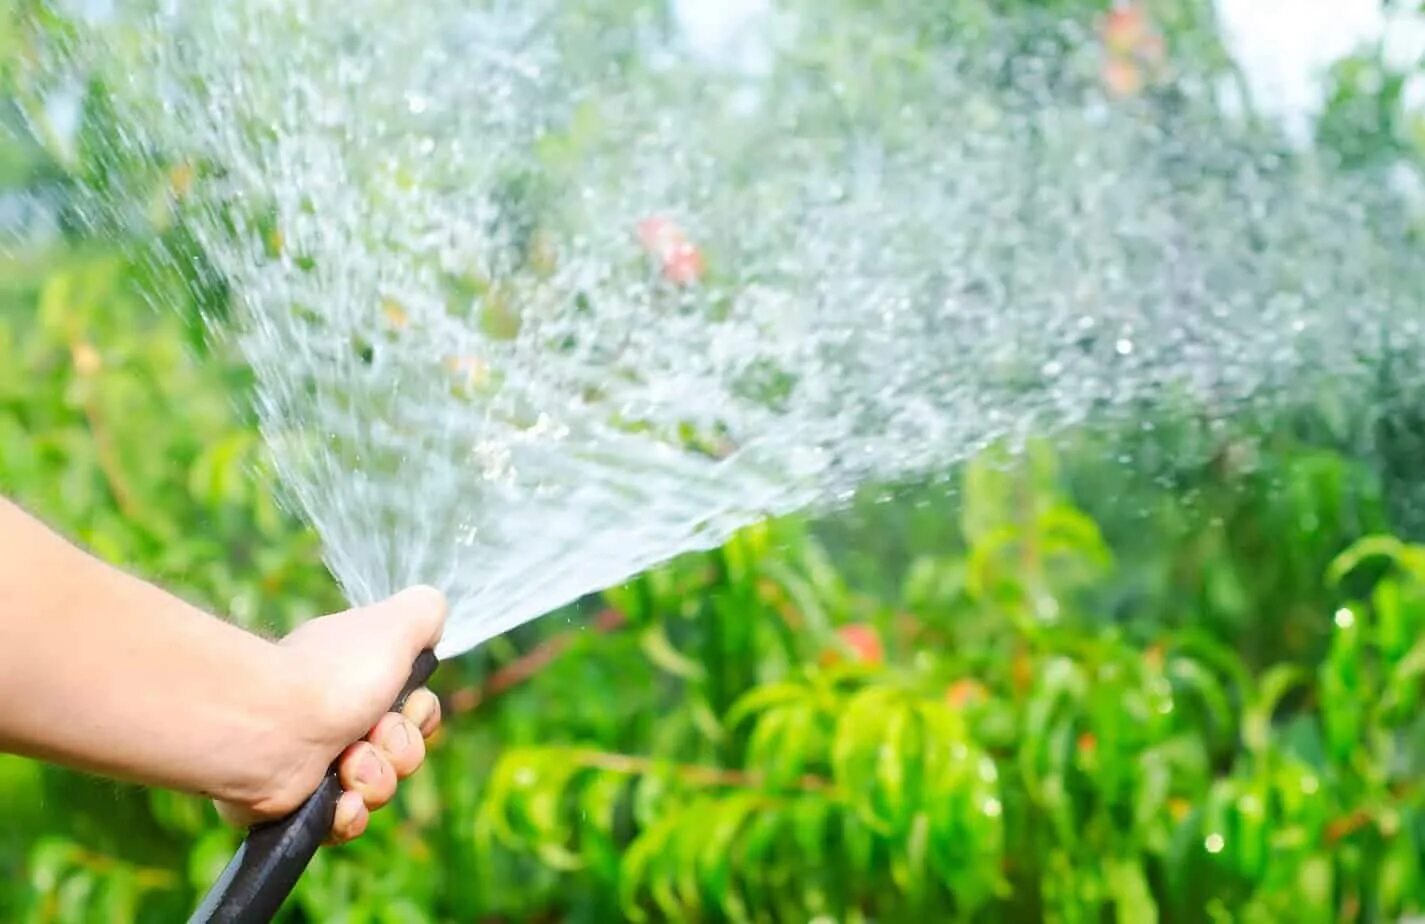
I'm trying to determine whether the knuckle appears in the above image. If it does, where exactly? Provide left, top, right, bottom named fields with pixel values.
left=249, top=778, right=308, bottom=819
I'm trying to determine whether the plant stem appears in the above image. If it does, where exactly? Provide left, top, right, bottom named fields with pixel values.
left=567, top=748, right=837, bottom=796
left=71, top=342, right=141, bottom=520
left=447, top=607, right=627, bottom=714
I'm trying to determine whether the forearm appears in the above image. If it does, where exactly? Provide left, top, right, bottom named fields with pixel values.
left=0, top=497, right=303, bottom=803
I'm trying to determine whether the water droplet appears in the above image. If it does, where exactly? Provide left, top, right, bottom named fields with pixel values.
left=1115, top=338, right=1134, bottom=356
left=1334, top=607, right=1355, bottom=629
left=1205, top=833, right=1225, bottom=854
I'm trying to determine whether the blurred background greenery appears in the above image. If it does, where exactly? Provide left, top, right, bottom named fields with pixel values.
left=5, top=0, right=1425, bottom=921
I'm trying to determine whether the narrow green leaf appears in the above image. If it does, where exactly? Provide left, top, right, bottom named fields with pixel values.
left=639, top=622, right=707, bottom=681
left=1105, top=858, right=1158, bottom=924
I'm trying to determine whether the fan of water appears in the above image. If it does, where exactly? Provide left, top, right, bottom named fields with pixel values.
left=42, top=0, right=1424, bottom=656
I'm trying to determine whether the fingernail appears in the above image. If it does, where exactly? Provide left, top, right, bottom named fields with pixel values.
left=404, top=693, right=433, bottom=729
left=387, top=720, right=411, bottom=755
left=334, top=793, right=357, bottom=829
left=356, top=747, right=382, bottom=785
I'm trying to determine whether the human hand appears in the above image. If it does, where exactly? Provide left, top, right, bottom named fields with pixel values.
left=214, top=586, right=446, bottom=844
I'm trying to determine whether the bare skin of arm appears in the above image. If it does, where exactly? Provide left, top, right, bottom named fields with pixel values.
left=0, top=496, right=444, bottom=844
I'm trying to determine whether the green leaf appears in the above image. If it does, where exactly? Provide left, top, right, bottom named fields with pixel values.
left=94, top=870, right=139, bottom=924
left=620, top=811, right=683, bottom=922
left=37, top=271, right=76, bottom=341
left=1019, top=656, right=1087, bottom=804
left=1168, top=655, right=1236, bottom=751
left=1381, top=635, right=1425, bottom=723
left=187, top=431, right=255, bottom=506
left=28, top=837, right=76, bottom=895
left=1038, top=503, right=1113, bottom=568
left=761, top=559, right=835, bottom=641
left=56, top=868, right=96, bottom=924
left=187, top=828, right=240, bottom=891
left=577, top=769, right=627, bottom=881
left=1105, top=857, right=1158, bottom=924
left=832, top=686, right=905, bottom=832
left=726, top=681, right=810, bottom=729
left=1243, top=665, right=1307, bottom=756
left=697, top=793, right=763, bottom=911
left=639, top=622, right=707, bottom=682
left=1328, top=535, right=1408, bottom=587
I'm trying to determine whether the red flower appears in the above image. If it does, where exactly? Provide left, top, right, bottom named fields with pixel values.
left=1098, top=2, right=1167, bottom=98
left=637, top=216, right=705, bottom=286
left=945, top=679, right=988, bottom=709
left=1102, top=4, right=1149, bottom=57
left=1102, top=58, right=1145, bottom=99
left=820, top=624, right=885, bottom=667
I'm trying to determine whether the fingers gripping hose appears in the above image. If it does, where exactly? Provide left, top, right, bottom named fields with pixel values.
left=188, top=650, right=440, bottom=923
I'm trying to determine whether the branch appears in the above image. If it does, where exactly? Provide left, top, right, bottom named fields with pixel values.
left=1323, top=778, right=1419, bottom=847
left=70, top=341, right=141, bottom=520
left=1323, top=809, right=1373, bottom=846
left=568, top=748, right=836, bottom=795
left=82, top=399, right=141, bottom=519
left=67, top=844, right=179, bottom=892
left=447, top=607, right=628, bottom=715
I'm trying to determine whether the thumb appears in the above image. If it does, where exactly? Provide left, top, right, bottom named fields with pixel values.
left=350, top=585, right=448, bottom=662
left=277, top=585, right=447, bottom=736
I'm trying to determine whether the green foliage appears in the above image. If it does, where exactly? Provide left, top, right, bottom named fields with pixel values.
left=4, top=1, right=1425, bottom=922
left=456, top=456, right=1425, bottom=924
